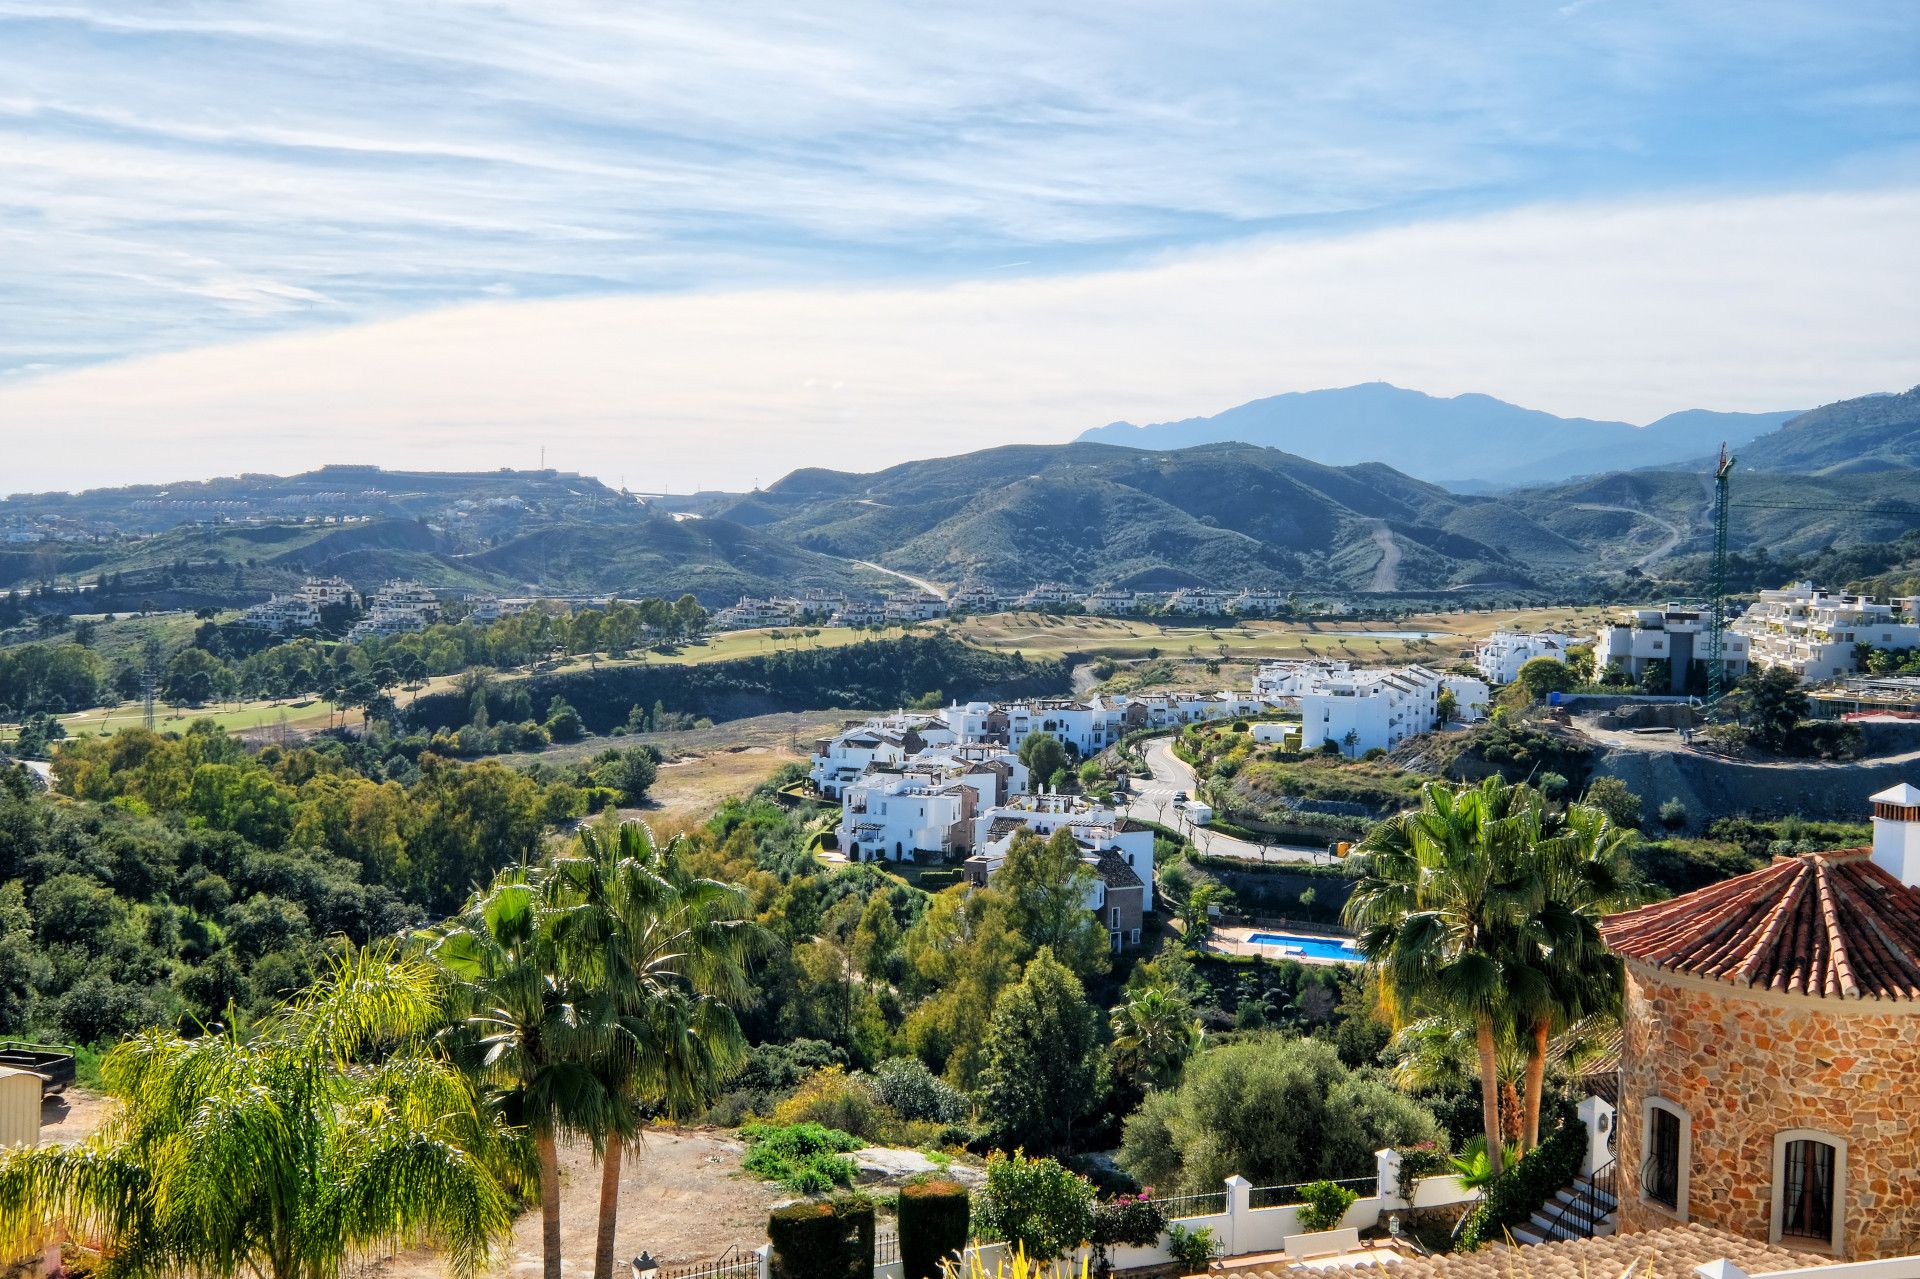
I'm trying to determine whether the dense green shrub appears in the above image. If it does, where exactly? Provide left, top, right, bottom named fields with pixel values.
left=915, top=870, right=962, bottom=891
left=897, top=1180, right=970, bottom=1279
left=1453, top=1109, right=1584, bottom=1250
left=742, top=1123, right=864, bottom=1194
left=972, top=1152, right=1096, bottom=1260
left=768, top=1196, right=876, bottom=1279
left=874, top=1057, right=970, bottom=1125
left=1164, top=1223, right=1218, bottom=1273
left=1294, top=1180, right=1359, bottom=1232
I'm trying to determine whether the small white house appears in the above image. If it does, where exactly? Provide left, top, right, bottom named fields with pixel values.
left=1475, top=630, right=1579, bottom=684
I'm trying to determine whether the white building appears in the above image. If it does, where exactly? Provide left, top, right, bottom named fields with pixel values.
left=1297, top=664, right=1488, bottom=755
left=884, top=590, right=949, bottom=623
left=296, top=577, right=356, bottom=609
left=1253, top=659, right=1355, bottom=699
left=1018, top=582, right=1079, bottom=609
left=713, top=596, right=803, bottom=630
left=1475, top=630, right=1581, bottom=684
left=347, top=580, right=441, bottom=642
left=1164, top=588, right=1234, bottom=616
left=809, top=715, right=953, bottom=799
left=236, top=594, right=321, bottom=635
left=948, top=582, right=1004, bottom=613
left=836, top=747, right=1026, bottom=862
left=1594, top=606, right=1750, bottom=692
left=965, top=796, right=1155, bottom=948
left=1083, top=587, right=1141, bottom=616
left=1732, top=582, right=1920, bottom=682
left=1230, top=589, right=1291, bottom=617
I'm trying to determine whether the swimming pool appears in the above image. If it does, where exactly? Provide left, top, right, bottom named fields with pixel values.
left=1247, top=931, right=1362, bottom=962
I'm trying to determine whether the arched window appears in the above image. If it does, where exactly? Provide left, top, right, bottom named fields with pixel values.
left=1771, top=1130, right=1846, bottom=1253
left=1640, top=1097, right=1690, bottom=1220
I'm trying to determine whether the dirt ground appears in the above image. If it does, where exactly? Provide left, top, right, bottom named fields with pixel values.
left=368, top=1127, right=785, bottom=1278
left=36, top=1087, right=115, bottom=1147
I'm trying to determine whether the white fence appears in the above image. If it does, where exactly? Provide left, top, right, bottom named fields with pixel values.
left=749, top=1150, right=1480, bottom=1279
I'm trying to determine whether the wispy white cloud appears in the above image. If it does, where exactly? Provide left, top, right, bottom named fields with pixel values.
left=4, top=187, right=1914, bottom=494
left=1, top=1, right=1914, bottom=375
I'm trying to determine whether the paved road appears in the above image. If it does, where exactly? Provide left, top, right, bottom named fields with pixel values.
left=1124, top=738, right=1332, bottom=865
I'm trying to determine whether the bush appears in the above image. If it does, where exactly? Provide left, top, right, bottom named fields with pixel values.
left=874, top=1057, right=970, bottom=1125
left=1164, top=1223, right=1218, bottom=1273
left=1294, top=1180, right=1359, bottom=1232
left=972, top=1152, right=1096, bottom=1260
left=1089, top=1191, right=1167, bottom=1246
left=897, top=1180, right=970, bottom=1279
left=768, top=1196, right=876, bottom=1279
left=915, top=869, right=962, bottom=891
left=1454, top=1108, right=1584, bottom=1250
left=743, top=1123, right=864, bottom=1195
left=1658, top=797, right=1689, bottom=830
left=771, top=1066, right=890, bottom=1140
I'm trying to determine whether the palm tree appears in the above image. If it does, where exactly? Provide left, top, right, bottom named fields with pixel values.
left=545, top=821, right=758, bottom=1279
left=0, top=946, right=515, bottom=1279
left=1343, top=777, right=1548, bottom=1176
left=1507, top=802, right=1646, bottom=1148
left=1109, top=984, right=1202, bottom=1091
left=429, top=869, right=620, bottom=1279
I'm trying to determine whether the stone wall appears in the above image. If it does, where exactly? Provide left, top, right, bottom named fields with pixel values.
left=1617, top=961, right=1920, bottom=1259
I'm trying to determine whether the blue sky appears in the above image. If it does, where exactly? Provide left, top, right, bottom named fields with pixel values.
left=2, top=1, right=1917, bottom=490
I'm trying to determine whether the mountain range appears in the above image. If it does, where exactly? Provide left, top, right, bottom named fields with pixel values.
left=4, top=385, right=1916, bottom=605
left=1076, top=382, right=1802, bottom=489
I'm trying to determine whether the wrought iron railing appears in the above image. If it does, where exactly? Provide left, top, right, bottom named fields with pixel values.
left=1530, top=1159, right=1616, bottom=1242
left=875, top=1230, right=899, bottom=1266
left=659, top=1244, right=760, bottom=1279
left=1146, top=1190, right=1228, bottom=1220
left=1247, top=1175, right=1375, bottom=1210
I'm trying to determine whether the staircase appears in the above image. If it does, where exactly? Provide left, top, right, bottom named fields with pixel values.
left=1510, top=1161, right=1618, bottom=1245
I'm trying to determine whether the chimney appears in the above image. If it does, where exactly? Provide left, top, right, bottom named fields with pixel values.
left=1869, top=782, right=1920, bottom=888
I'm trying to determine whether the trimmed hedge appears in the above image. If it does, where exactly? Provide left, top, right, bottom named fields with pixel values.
left=914, top=869, right=962, bottom=891
left=1454, top=1106, right=1585, bottom=1250
left=769, top=1196, right=876, bottom=1279
left=897, top=1180, right=970, bottom=1279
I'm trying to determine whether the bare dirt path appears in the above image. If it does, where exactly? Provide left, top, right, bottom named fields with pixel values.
left=368, top=1128, right=784, bottom=1278
left=1570, top=503, right=1688, bottom=569
left=847, top=559, right=946, bottom=599
left=1365, top=521, right=1401, bottom=592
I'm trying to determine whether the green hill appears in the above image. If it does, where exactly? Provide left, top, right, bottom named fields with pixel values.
left=1734, top=386, right=1920, bottom=476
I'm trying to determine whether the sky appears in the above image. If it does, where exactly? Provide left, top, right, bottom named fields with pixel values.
left=1, top=1, right=1917, bottom=494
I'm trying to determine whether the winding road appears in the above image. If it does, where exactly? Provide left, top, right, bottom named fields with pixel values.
left=1570, top=503, right=1688, bottom=569
left=1124, top=737, right=1331, bottom=865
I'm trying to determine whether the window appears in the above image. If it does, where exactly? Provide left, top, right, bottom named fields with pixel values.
left=1771, top=1131, right=1846, bottom=1251
left=1640, top=1098, right=1689, bottom=1218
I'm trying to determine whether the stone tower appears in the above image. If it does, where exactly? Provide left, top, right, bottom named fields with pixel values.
left=1599, top=791, right=1920, bottom=1260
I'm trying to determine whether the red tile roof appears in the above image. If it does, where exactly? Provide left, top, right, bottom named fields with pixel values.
left=1601, top=849, right=1920, bottom=1001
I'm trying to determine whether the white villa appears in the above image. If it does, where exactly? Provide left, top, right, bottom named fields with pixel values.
left=1732, top=581, right=1920, bottom=682
left=1295, top=663, right=1488, bottom=756
left=884, top=591, right=948, bottom=623
left=347, top=580, right=441, bottom=642
left=964, top=795, right=1155, bottom=950
left=835, top=746, right=1027, bottom=862
left=237, top=576, right=357, bottom=635
left=1475, top=629, right=1580, bottom=684
left=1593, top=606, right=1750, bottom=692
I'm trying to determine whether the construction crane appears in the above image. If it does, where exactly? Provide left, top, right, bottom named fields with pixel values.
left=1705, top=444, right=1735, bottom=711
left=1701, top=451, right=1920, bottom=713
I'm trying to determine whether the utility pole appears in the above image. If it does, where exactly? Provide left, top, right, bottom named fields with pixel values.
left=140, top=633, right=161, bottom=730
left=1706, top=444, right=1735, bottom=713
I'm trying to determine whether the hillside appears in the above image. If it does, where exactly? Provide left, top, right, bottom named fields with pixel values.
left=718, top=441, right=1579, bottom=591
left=1075, top=382, right=1798, bottom=489
left=1732, top=386, right=1920, bottom=476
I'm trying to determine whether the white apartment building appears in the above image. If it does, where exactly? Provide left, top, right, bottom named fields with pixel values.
left=948, top=582, right=1003, bottom=613
left=884, top=590, right=948, bottom=622
left=831, top=599, right=887, bottom=627
left=347, top=580, right=441, bottom=642
left=836, top=747, right=1026, bottom=862
left=713, top=596, right=803, bottom=629
left=1593, top=606, right=1750, bottom=692
left=1164, top=588, right=1235, bottom=616
left=1475, top=630, right=1581, bottom=684
left=809, top=715, right=954, bottom=799
left=967, top=791, right=1144, bottom=902
left=1253, top=659, right=1355, bottom=699
left=1230, top=589, right=1291, bottom=616
left=1018, top=582, right=1079, bottom=608
left=296, top=577, right=357, bottom=609
left=1732, top=582, right=1920, bottom=682
left=236, top=594, right=321, bottom=634
left=1083, top=588, right=1141, bottom=616
left=1297, top=664, right=1489, bottom=755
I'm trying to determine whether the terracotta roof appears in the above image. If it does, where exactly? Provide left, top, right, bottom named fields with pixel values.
left=1093, top=848, right=1144, bottom=891
left=1254, top=1225, right=1821, bottom=1279
left=1601, top=849, right=1920, bottom=1001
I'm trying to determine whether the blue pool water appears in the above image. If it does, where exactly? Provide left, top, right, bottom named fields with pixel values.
left=1247, top=932, right=1362, bottom=962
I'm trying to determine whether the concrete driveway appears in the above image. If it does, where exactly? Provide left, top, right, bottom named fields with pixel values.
left=1123, top=737, right=1331, bottom=865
